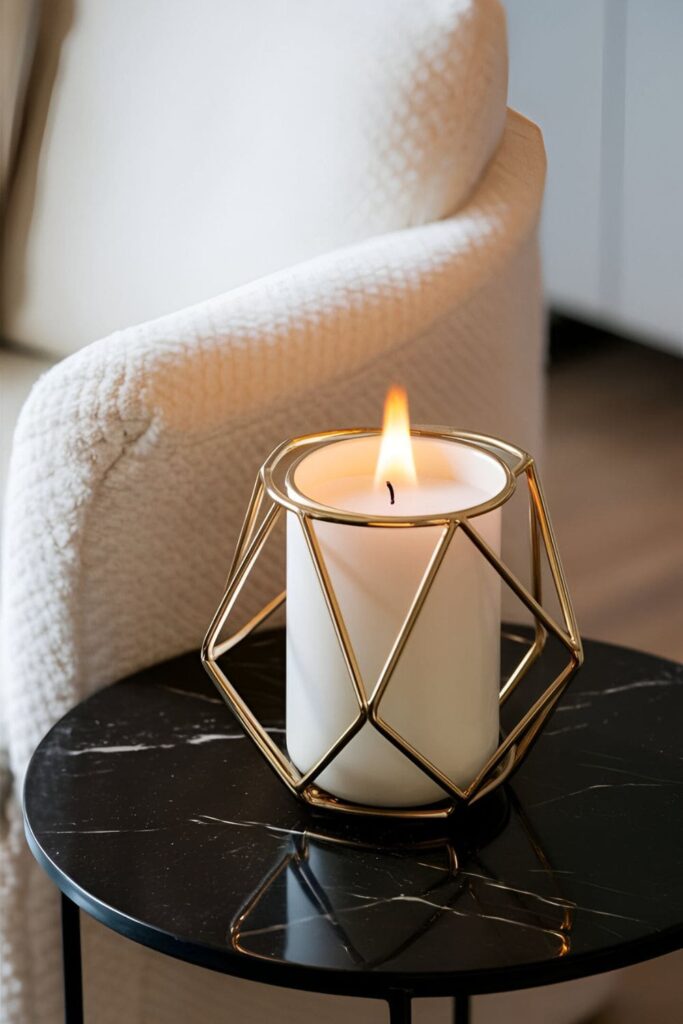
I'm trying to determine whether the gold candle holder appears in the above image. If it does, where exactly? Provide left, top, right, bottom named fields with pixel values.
left=201, top=428, right=582, bottom=821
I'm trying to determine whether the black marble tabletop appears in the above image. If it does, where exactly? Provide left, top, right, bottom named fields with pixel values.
left=23, top=629, right=683, bottom=999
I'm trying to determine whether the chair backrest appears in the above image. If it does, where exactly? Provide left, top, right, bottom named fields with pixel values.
left=1, top=0, right=507, bottom=356
left=1, top=109, right=546, bottom=786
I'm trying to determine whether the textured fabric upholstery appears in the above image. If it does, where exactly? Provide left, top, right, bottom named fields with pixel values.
left=2, top=110, right=545, bottom=784
left=2, top=0, right=507, bottom=356
left=0, top=348, right=53, bottom=531
left=0, top=109, right=560, bottom=1023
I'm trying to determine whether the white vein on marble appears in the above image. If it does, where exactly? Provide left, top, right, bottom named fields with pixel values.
left=239, top=891, right=569, bottom=946
left=63, top=725, right=285, bottom=756
left=529, top=782, right=664, bottom=808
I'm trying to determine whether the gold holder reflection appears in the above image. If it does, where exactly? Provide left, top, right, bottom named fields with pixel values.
left=201, top=429, right=582, bottom=820
left=229, top=814, right=572, bottom=964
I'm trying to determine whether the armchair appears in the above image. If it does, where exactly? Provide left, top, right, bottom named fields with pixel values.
left=1, top=2, right=614, bottom=1022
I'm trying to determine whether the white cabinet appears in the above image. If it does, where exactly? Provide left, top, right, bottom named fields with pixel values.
left=505, top=0, right=606, bottom=317
left=505, top=0, right=683, bottom=354
left=621, top=1, right=683, bottom=353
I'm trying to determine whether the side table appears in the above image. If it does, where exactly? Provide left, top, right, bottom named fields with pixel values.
left=23, top=629, right=683, bottom=1023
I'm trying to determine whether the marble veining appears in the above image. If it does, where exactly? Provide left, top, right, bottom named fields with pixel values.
left=544, top=722, right=589, bottom=736
left=66, top=743, right=174, bottom=755
left=528, top=782, right=666, bottom=809
left=42, top=827, right=163, bottom=835
left=23, top=629, right=683, bottom=985
left=191, top=814, right=309, bottom=838
left=163, top=685, right=223, bottom=703
left=577, top=763, right=683, bottom=785
left=239, top=893, right=569, bottom=945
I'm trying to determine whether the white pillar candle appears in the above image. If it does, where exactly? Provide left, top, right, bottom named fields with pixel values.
left=286, top=403, right=507, bottom=808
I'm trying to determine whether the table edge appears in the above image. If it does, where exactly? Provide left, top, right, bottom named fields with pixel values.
left=23, top=802, right=683, bottom=1000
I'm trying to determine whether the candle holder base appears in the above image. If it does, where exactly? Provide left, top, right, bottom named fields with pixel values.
left=202, top=429, right=582, bottom=820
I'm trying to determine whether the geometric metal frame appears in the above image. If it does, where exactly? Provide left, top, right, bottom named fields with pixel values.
left=201, top=428, right=583, bottom=820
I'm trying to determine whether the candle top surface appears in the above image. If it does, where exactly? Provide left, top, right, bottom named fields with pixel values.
left=289, top=435, right=509, bottom=519
left=306, top=476, right=492, bottom=517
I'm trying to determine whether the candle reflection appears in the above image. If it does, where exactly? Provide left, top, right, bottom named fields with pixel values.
left=229, top=795, right=572, bottom=970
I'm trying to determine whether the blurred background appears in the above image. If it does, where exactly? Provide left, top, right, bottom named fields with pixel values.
left=506, top=0, right=682, bottom=665
left=507, top=7, right=683, bottom=1016
left=3, top=2, right=680, bottom=668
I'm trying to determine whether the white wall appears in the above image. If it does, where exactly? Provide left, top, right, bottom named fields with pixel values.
left=621, top=1, right=683, bottom=351
left=505, top=0, right=683, bottom=355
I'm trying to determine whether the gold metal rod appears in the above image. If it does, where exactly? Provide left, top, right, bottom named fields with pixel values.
left=369, top=521, right=457, bottom=709
left=225, top=476, right=265, bottom=588
left=464, top=655, right=580, bottom=797
left=528, top=474, right=548, bottom=654
left=501, top=630, right=535, bottom=646
left=301, top=787, right=452, bottom=819
left=267, top=428, right=516, bottom=527
left=517, top=658, right=580, bottom=758
left=203, top=656, right=302, bottom=794
left=468, top=747, right=518, bottom=804
left=299, top=514, right=368, bottom=710
left=497, top=476, right=548, bottom=706
left=513, top=700, right=560, bottom=762
left=526, top=464, right=583, bottom=652
left=370, top=713, right=467, bottom=801
left=450, top=430, right=532, bottom=478
left=294, top=713, right=367, bottom=792
left=529, top=474, right=544, bottom=608
left=499, top=635, right=545, bottom=704
left=512, top=663, right=581, bottom=765
left=202, top=503, right=304, bottom=794
left=202, top=502, right=280, bottom=661
left=213, top=590, right=285, bottom=658
left=459, top=519, right=574, bottom=653
left=230, top=852, right=298, bottom=952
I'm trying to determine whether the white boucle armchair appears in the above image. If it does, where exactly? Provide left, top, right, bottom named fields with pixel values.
left=0, top=2, right=616, bottom=1022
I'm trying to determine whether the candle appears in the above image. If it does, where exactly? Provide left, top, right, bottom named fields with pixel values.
left=286, top=389, right=506, bottom=807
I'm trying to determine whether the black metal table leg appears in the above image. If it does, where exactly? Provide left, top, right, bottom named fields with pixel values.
left=453, top=994, right=470, bottom=1024
left=387, top=990, right=412, bottom=1023
left=61, top=892, right=84, bottom=1024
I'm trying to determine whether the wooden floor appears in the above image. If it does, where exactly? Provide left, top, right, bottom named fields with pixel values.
left=543, top=332, right=683, bottom=1024
left=546, top=334, right=683, bottom=662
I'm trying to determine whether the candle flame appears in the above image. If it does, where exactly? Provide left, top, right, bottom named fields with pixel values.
left=374, top=386, right=417, bottom=489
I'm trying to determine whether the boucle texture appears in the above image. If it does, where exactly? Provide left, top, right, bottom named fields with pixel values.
left=0, top=109, right=548, bottom=1024
left=3, top=0, right=507, bottom=356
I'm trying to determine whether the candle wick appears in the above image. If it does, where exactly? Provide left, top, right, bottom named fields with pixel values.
left=386, top=480, right=395, bottom=505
